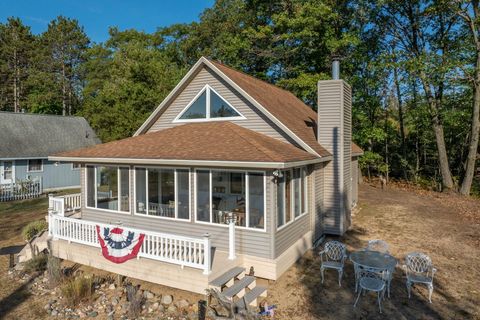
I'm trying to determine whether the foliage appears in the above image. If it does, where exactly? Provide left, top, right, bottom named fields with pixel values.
left=24, top=253, right=48, bottom=273
left=21, top=220, right=47, bottom=241
left=0, top=0, right=479, bottom=193
left=61, top=275, right=95, bottom=306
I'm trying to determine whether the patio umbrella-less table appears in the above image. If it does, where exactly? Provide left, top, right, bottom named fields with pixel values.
left=350, top=250, right=397, bottom=297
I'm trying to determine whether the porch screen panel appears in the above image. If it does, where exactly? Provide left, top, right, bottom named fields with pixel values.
left=120, top=168, right=130, bottom=212
left=211, top=171, right=246, bottom=226
left=177, top=169, right=190, bottom=219
left=196, top=170, right=210, bottom=222
left=96, top=166, right=118, bottom=211
left=135, top=168, right=147, bottom=214
left=248, top=173, right=264, bottom=229
left=86, top=166, right=95, bottom=207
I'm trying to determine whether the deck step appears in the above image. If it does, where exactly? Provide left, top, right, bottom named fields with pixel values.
left=222, top=276, right=255, bottom=299
left=209, top=267, right=245, bottom=289
left=235, top=285, right=267, bottom=309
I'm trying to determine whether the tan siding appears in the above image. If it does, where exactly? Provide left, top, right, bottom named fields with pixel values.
left=343, top=84, right=352, bottom=231
left=351, top=158, right=359, bottom=206
left=146, top=66, right=300, bottom=147
left=81, top=167, right=273, bottom=259
left=313, top=163, right=324, bottom=241
left=318, top=81, right=343, bottom=234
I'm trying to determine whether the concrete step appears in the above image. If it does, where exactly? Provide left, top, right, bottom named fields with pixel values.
left=222, top=276, right=255, bottom=300
left=235, top=285, right=268, bottom=308
left=209, top=266, right=245, bottom=290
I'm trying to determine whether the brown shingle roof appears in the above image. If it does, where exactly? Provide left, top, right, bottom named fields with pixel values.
left=352, top=143, right=364, bottom=156
left=53, top=122, right=318, bottom=163
left=210, top=60, right=331, bottom=157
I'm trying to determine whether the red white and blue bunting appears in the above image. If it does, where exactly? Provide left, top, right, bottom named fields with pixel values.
left=96, top=226, right=145, bottom=264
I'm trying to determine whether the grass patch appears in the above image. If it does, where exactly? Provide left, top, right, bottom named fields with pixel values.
left=24, top=254, right=48, bottom=273
left=61, top=275, right=95, bottom=306
left=22, top=220, right=48, bottom=241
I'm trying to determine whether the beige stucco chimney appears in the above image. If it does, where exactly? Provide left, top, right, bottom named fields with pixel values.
left=317, top=61, right=352, bottom=235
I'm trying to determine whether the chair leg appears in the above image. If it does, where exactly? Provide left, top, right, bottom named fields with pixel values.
left=321, top=267, right=325, bottom=284
left=338, top=269, right=343, bottom=287
left=354, top=288, right=362, bottom=308
left=377, top=291, right=382, bottom=313
left=387, top=279, right=391, bottom=298
left=428, top=283, right=433, bottom=303
left=406, top=281, right=412, bottom=299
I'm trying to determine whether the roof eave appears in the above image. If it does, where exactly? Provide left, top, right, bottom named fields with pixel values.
left=48, top=155, right=332, bottom=169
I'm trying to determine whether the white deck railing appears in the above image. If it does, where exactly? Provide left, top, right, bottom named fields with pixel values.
left=49, top=193, right=82, bottom=216
left=48, top=214, right=211, bottom=274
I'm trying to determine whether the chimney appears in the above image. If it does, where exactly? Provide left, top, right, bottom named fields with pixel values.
left=317, top=58, right=352, bottom=235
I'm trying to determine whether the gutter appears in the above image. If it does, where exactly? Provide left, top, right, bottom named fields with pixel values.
left=48, top=155, right=333, bottom=169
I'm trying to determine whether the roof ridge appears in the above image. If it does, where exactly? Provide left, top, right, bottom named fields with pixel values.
left=0, top=111, right=86, bottom=119
left=225, top=122, right=287, bottom=162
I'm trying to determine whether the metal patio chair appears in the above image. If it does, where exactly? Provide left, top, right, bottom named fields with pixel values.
left=404, top=252, right=437, bottom=303
left=354, top=266, right=387, bottom=313
left=319, top=240, right=347, bottom=287
left=366, top=239, right=389, bottom=253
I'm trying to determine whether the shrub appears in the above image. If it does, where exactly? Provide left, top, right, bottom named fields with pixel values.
left=61, top=275, right=94, bottom=306
left=126, top=283, right=144, bottom=317
left=46, top=255, right=63, bottom=287
left=24, top=253, right=48, bottom=273
left=22, top=220, right=48, bottom=241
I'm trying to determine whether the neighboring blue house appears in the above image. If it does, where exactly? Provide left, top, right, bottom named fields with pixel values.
left=0, top=112, right=100, bottom=191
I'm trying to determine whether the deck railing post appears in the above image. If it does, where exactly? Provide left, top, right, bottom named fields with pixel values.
left=203, top=233, right=211, bottom=275
left=227, top=215, right=236, bottom=260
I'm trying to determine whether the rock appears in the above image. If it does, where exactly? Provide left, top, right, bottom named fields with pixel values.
left=51, top=310, right=59, bottom=316
left=111, top=297, right=119, bottom=306
left=161, top=294, right=173, bottom=305
left=44, top=303, right=52, bottom=310
left=108, top=283, right=116, bottom=290
left=77, top=311, right=86, bottom=318
left=152, top=302, right=159, bottom=310
left=148, top=307, right=153, bottom=313
left=88, top=311, right=98, bottom=317
left=176, top=299, right=189, bottom=309
left=158, top=304, right=165, bottom=312
left=143, top=290, right=155, bottom=300
left=167, top=305, right=177, bottom=313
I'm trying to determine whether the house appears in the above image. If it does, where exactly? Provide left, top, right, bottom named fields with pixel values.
left=47, top=57, right=363, bottom=299
left=0, top=112, right=99, bottom=192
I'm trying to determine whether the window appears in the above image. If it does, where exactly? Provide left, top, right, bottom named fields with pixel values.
left=196, top=170, right=265, bottom=230
left=86, top=165, right=130, bottom=213
left=72, top=163, right=81, bottom=170
left=175, top=85, right=244, bottom=122
left=27, top=159, right=43, bottom=172
left=135, top=167, right=190, bottom=220
left=277, top=167, right=307, bottom=228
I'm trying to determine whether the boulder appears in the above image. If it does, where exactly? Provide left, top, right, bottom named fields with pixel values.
left=161, top=294, right=173, bottom=305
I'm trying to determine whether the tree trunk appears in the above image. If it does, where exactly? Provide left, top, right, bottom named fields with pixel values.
left=420, top=73, right=455, bottom=190
left=460, top=52, right=480, bottom=195
left=394, top=65, right=407, bottom=179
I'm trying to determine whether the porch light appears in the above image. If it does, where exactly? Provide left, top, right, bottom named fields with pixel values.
left=273, top=170, right=283, bottom=178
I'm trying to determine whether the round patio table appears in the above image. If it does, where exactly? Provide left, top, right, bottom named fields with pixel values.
left=350, top=250, right=397, bottom=298
left=350, top=250, right=397, bottom=270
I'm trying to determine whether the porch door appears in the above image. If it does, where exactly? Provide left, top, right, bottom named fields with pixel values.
left=0, top=161, right=14, bottom=184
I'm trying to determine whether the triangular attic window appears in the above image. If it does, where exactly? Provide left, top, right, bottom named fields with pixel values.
left=175, top=85, right=244, bottom=122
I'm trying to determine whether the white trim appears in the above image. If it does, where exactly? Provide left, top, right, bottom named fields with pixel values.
left=193, top=168, right=267, bottom=232
left=49, top=156, right=331, bottom=169
left=85, top=165, right=131, bottom=215
left=27, top=159, right=43, bottom=173
left=0, top=157, right=48, bottom=160
left=133, top=166, right=191, bottom=221
left=0, top=160, right=15, bottom=184
left=134, top=57, right=322, bottom=158
left=172, top=84, right=246, bottom=123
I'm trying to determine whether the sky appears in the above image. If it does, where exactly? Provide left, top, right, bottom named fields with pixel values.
left=0, top=0, right=214, bottom=43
